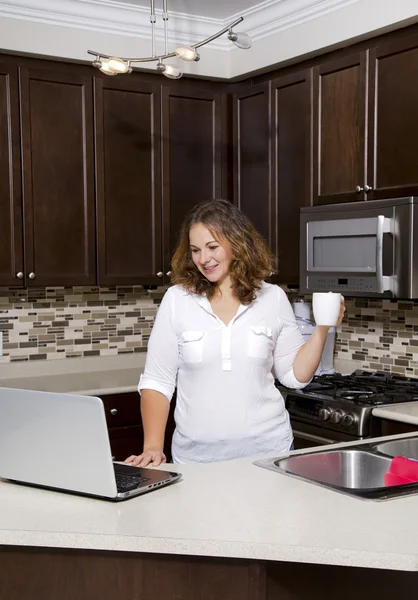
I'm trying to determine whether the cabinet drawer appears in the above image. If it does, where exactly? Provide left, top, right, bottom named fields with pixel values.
left=109, top=425, right=144, bottom=461
left=101, top=392, right=141, bottom=428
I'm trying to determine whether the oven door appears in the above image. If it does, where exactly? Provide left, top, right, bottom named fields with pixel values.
left=290, top=419, right=361, bottom=450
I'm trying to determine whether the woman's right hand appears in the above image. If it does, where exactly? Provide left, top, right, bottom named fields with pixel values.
left=124, top=448, right=167, bottom=467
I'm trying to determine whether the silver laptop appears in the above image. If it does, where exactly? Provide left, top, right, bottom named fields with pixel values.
left=0, top=387, right=182, bottom=501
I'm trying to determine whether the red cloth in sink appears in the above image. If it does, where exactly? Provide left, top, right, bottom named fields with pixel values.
left=384, top=456, right=418, bottom=487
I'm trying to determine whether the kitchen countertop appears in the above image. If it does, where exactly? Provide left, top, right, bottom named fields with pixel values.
left=373, top=402, right=418, bottom=426
left=0, top=354, right=146, bottom=396
left=2, top=432, right=418, bottom=571
left=0, top=354, right=360, bottom=396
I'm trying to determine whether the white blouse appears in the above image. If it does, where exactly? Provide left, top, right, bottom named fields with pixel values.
left=139, top=282, right=309, bottom=464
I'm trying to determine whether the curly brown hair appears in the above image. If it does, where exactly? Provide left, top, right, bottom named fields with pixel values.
left=171, top=199, right=276, bottom=305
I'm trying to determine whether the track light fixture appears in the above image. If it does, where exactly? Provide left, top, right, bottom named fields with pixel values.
left=88, top=0, right=251, bottom=79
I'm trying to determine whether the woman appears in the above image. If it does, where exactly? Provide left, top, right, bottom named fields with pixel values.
left=125, top=200, right=345, bottom=466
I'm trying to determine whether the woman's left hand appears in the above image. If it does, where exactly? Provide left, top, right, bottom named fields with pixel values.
left=336, top=295, right=346, bottom=326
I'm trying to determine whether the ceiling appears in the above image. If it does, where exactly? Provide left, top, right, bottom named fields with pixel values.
left=106, top=0, right=264, bottom=20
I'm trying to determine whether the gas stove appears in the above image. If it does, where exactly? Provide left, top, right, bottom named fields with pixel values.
left=278, top=370, right=418, bottom=445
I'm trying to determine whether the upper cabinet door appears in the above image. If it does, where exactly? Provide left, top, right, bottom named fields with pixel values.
left=368, top=35, right=418, bottom=199
left=271, top=70, right=312, bottom=285
left=233, top=83, right=273, bottom=249
left=20, top=67, right=96, bottom=286
left=313, top=53, right=368, bottom=205
left=95, top=77, right=162, bottom=286
left=162, top=86, right=224, bottom=277
left=0, top=62, right=23, bottom=287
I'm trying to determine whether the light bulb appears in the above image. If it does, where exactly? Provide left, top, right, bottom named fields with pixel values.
left=107, top=57, right=130, bottom=74
left=162, top=64, right=183, bottom=79
left=175, top=46, right=198, bottom=61
left=98, top=59, right=118, bottom=76
left=228, top=31, right=252, bottom=50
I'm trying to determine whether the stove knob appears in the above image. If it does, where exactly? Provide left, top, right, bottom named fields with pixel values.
left=318, top=408, right=330, bottom=421
left=342, top=413, right=355, bottom=428
left=330, top=410, right=343, bottom=424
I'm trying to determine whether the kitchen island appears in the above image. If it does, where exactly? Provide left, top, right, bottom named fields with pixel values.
left=2, top=433, right=418, bottom=599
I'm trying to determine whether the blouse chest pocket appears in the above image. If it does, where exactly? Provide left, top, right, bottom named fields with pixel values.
left=247, top=326, right=273, bottom=359
left=180, top=330, right=205, bottom=363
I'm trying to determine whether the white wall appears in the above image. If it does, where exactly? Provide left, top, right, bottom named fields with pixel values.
left=0, top=0, right=417, bottom=80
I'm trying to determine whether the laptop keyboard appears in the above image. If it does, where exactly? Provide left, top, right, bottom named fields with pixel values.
left=115, top=473, right=150, bottom=493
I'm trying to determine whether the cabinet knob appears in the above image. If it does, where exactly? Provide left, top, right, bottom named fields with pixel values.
left=364, top=184, right=373, bottom=193
left=166, top=271, right=172, bottom=277
left=355, top=185, right=364, bottom=193
left=156, top=271, right=163, bottom=278
left=16, top=272, right=24, bottom=279
left=110, top=408, right=118, bottom=416
left=28, top=272, right=36, bottom=280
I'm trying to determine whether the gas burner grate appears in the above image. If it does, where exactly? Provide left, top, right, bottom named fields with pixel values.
left=304, top=381, right=336, bottom=395
left=305, top=371, right=418, bottom=405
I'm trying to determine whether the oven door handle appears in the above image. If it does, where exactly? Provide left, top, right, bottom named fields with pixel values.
left=292, top=429, right=334, bottom=445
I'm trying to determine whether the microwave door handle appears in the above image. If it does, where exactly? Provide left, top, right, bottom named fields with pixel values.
left=376, top=215, right=393, bottom=293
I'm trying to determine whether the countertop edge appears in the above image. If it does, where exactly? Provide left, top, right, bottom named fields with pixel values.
left=372, top=406, right=418, bottom=425
left=73, top=385, right=139, bottom=396
left=0, top=531, right=417, bottom=571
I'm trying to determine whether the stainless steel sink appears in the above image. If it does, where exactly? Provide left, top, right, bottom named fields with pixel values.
left=255, top=436, right=418, bottom=501
left=373, top=438, right=418, bottom=460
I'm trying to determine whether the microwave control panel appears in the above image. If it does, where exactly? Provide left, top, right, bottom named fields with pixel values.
left=307, top=276, right=377, bottom=292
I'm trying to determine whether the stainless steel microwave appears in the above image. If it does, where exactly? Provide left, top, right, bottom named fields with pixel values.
left=300, top=197, right=418, bottom=298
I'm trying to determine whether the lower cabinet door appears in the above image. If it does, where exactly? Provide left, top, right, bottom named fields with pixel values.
left=108, top=425, right=144, bottom=461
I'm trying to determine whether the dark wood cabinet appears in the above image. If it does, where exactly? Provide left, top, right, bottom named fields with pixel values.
left=313, top=53, right=368, bottom=205
left=101, top=392, right=143, bottom=460
left=233, top=83, right=273, bottom=251
left=162, top=86, right=225, bottom=280
left=0, top=62, right=23, bottom=287
left=3, top=23, right=418, bottom=290
left=95, top=77, right=163, bottom=286
left=377, top=418, right=418, bottom=437
left=102, top=391, right=176, bottom=462
left=368, top=34, right=418, bottom=199
left=19, top=67, right=96, bottom=286
left=271, top=70, right=312, bottom=284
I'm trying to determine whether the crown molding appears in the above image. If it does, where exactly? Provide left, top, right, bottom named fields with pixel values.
left=0, top=0, right=231, bottom=49
left=0, top=0, right=363, bottom=51
left=239, top=0, right=363, bottom=41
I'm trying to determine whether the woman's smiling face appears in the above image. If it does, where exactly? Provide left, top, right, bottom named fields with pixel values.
left=189, top=223, right=232, bottom=285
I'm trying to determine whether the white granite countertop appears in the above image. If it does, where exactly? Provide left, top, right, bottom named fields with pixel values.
left=373, top=403, right=418, bottom=426
left=0, top=355, right=359, bottom=396
left=2, top=432, right=418, bottom=571
left=0, top=354, right=146, bottom=396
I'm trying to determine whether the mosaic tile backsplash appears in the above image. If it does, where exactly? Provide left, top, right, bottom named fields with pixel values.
left=0, top=287, right=418, bottom=377
left=333, top=297, right=418, bottom=377
left=0, top=286, right=164, bottom=364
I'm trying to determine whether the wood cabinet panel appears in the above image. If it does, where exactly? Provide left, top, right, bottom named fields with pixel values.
left=95, top=77, right=162, bottom=285
left=162, top=86, right=224, bottom=276
left=272, top=70, right=312, bottom=284
left=0, top=548, right=261, bottom=600
left=108, top=425, right=144, bottom=461
left=19, top=67, right=96, bottom=286
left=101, top=392, right=142, bottom=460
left=233, top=84, right=273, bottom=249
left=313, top=53, right=368, bottom=204
left=102, top=392, right=141, bottom=428
left=368, top=35, right=418, bottom=199
left=0, top=62, right=23, bottom=286
left=378, top=418, right=418, bottom=437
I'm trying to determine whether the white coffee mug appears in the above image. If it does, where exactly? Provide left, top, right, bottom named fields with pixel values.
left=312, top=292, right=342, bottom=326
